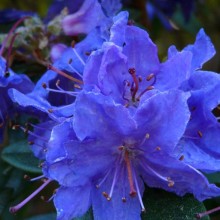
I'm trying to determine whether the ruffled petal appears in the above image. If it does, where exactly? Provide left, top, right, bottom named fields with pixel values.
left=141, top=151, right=220, bottom=201
left=54, top=185, right=91, bottom=220
left=62, top=0, right=105, bottom=35
left=135, top=90, right=190, bottom=153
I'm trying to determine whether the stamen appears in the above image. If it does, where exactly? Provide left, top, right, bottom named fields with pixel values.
left=0, top=16, right=30, bottom=56
left=133, top=168, right=146, bottom=212
left=137, top=86, right=154, bottom=101
left=48, top=64, right=83, bottom=85
left=67, top=62, right=83, bottom=78
left=107, top=165, right=120, bottom=201
left=29, top=175, right=45, bottom=182
left=5, top=33, right=19, bottom=75
left=13, top=124, right=48, bottom=142
left=9, top=179, right=51, bottom=213
left=196, top=206, right=220, bottom=219
left=145, top=133, right=150, bottom=139
left=71, top=41, right=86, bottom=66
left=124, top=150, right=136, bottom=197
left=96, top=169, right=111, bottom=188
left=183, top=135, right=200, bottom=140
left=141, top=161, right=169, bottom=183
left=179, top=155, right=184, bottom=161
left=42, top=83, right=78, bottom=97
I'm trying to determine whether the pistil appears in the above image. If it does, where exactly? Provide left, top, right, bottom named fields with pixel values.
left=124, top=150, right=137, bottom=197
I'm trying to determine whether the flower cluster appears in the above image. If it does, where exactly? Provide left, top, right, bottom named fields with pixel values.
left=1, top=1, right=220, bottom=220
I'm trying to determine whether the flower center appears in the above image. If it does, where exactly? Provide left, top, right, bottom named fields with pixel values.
left=123, top=68, right=156, bottom=107
left=96, top=144, right=146, bottom=212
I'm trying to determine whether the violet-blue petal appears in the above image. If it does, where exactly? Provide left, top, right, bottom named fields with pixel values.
left=84, top=42, right=128, bottom=103
left=73, top=91, right=137, bottom=141
left=100, top=0, right=122, bottom=16
left=182, top=29, right=216, bottom=71
left=54, top=186, right=91, bottom=220
left=62, top=0, right=105, bottom=35
left=141, top=151, right=220, bottom=201
left=109, top=11, right=129, bottom=46
left=44, top=0, right=83, bottom=23
left=136, top=90, right=190, bottom=153
left=156, top=51, right=192, bottom=91
left=50, top=43, right=68, bottom=62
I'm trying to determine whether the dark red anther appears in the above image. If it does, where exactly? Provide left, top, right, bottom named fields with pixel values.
left=128, top=68, right=136, bottom=75
left=42, top=83, right=47, bottom=89
left=127, top=19, right=135, bottom=26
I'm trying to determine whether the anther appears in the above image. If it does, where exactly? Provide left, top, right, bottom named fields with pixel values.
left=145, top=133, right=150, bottom=139
left=85, top=51, right=91, bottom=56
left=167, top=177, right=175, bottom=187
left=4, top=71, right=10, bottom=77
left=128, top=68, right=136, bottom=75
left=179, top=155, right=184, bottom=161
left=156, top=146, right=161, bottom=151
left=48, top=109, right=53, bottom=113
left=24, top=175, right=30, bottom=181
left=122, top=197, right=126, bottom=203
left=197, top=130, right=203, bottom=138
left=118, top=146, right=124, bottom=151
left=127, top=19, right=135, bottom=26
left=68, top=58, right=72, bottom=64
left=146, top=73, right=155, bottom=81
left=42, top=83, right=47, bottom=89
left=102, top=192, right=109, bottom=199
left=138, top=76, right=142, bottom=82
left=12, top=124, right=20, bottom=130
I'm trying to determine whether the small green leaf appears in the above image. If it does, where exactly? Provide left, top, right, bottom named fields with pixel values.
left=1, top=140, right=42, bottom=174
left=142, top=188, right=210, bottom=220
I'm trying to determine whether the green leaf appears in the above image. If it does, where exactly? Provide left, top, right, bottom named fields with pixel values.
left=1, top=140, right=42, bottom=174
left=142, top=188, right=210, bottom=220
left=0, top=188, right=13, bottom=214
left=205, top=172, right=220, bottom=184
left=25, top=213, right=56, bottom=220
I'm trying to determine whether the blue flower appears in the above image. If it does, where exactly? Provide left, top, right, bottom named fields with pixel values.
left=9, top=11, right=220, bottom=220
left=62, top=0, right=122, bottom=35
left=42, top=27, right=220, bottom=219
left=0, top=57, right=34, bottom=142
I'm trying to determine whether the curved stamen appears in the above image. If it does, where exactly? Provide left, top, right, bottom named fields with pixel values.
left=4, top=33, right=19, bottom=75
left=0, top=16, right=30, bottom=56
left=29, top=175, right=45, bottom=182
left=9, top=179, right=51, bottom=213
left=48, top=64, right=83, bottom=85
left=96, top=169, right=111, bottom=188
left=71, top=42, right=86, bottom=66
left=42, top=83, right=78, bottom=97
left=133, top=168, right=146, bottom=212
